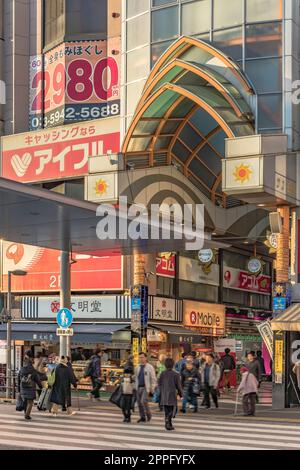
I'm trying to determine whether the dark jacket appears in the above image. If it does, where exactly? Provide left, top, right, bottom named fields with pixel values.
left=257, top=356, right=266, bottom=375
left=67, top=361, right=78, bottom=385
left=220, top=354, right=236, bottom=371
left=158, top=369, right=183, bottom=406
left=19, top=360, right=43, bottom=400
left=91, top=355, right=101, bottom=378
left=123, top=360, right=134, bottom=375
left=181, top=367, right=201, bottom=394
left=246, top=359, right=262, bottom=381
left=50, top=363, right=77, bottom=407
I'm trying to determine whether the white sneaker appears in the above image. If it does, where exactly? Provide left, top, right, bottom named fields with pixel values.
left=67, top=411, right=76, bottom=416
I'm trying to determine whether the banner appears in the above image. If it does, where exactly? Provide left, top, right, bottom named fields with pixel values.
left=2, top=241, right=123, bottom=292
left=223, top=266, right=271, bottom=295
left=29, top=39, right=121, bottom=130
left=156, top=254, right=176, bottom=278
left=1, top=119, right=120, bottom=183
left=257, top=320, right=274, bottom=359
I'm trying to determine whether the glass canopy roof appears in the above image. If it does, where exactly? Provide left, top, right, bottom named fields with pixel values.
left=122, top=36, right=257, bottom=206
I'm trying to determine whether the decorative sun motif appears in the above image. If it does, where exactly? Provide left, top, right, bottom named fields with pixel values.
left=233, top=164, right=253, bottom=184
left=95, top=178, right=108, bottom=196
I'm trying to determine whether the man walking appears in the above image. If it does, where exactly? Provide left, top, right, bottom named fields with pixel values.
left=200, top=353, right=221, bottom=409
left=220, top=348, right=236, bottom=391
left=135, top=352, right=157, bottom=423
left=88, top=348, right=102, bottom=402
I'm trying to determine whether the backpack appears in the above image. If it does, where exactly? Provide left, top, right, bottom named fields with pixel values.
left=21, top=373, right=34, bottom=388
left=84, top=358, right=94, bottom=378
left=47, top=369, right=56, bottom=387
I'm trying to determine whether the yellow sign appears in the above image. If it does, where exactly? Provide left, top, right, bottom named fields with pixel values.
left=274, top=340, right=284, bottom=383
left=233, top=163, right=253, bottom=184
left=132, top=337, right=139, bottom=368
left=95, top=178, right=108, bottom=196
left=141, top=337, right=147, bottom=354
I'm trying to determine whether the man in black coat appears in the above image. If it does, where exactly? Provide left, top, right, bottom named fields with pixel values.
left=88, top=348, right=102, bottom=401
left=50, top=356, right=77, bottom=416
left=158, top=358, right=183, bottom=431
left=19, top=355, right=43, bottom=420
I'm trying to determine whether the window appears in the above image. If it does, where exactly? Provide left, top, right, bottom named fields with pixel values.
left=153, top=0, right=178, bottom=5
left=258, top=94, right=282, bottom=129
left=213, top=0, right=243, bottom=29
left=246, top=22, right=282, bottom=58
left=127, top=46, right=150, bottom=82
left=127, top=13, right=150, bottom=50
left=213, top=27, right=243, bottom=61
left=65, top=0, right=107, bottom=38
left=245, top=58, right=282, bottom=94
left=127, top=0, right=149, bottom=18
left=246, top=0, right=282, bottom=22
left=152, top=6, right=179, bottom=42
left=44, top=0, right=65, bottom=48
left=156, top=276, right=175, bottom=297
left=151, top=40, right=174, bottom=65
left=182, top=0, right=211, bottom=36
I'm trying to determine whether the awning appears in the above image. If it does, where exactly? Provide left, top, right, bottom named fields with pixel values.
left=271, top=304, right=300, bottom=331
left=149, top=323, right=204, bottom=343
left=0, top=322, right=129, bottom=343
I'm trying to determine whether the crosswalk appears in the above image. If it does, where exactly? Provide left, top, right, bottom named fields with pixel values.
left=0, top=403, right=299, bottom=450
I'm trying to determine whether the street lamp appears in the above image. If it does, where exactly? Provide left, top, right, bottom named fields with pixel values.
left=6, top=269, right=27, bottom=400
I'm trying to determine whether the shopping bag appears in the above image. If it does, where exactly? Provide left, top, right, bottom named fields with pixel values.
left=16, top=393, right=25, bottom=412
left=109, top=384, right=123, bottom=408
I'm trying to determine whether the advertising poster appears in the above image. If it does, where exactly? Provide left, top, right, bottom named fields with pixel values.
left=29, top=39, right=121, bottom=130
left=1, top=241, right=123, bottom=292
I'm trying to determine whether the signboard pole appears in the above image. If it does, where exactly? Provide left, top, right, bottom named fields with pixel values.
left=131, top=285, right=149, bottom=367
left=59, top=251, right=71, bottom=358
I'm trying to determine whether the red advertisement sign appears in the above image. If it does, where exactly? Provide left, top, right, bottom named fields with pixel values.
left=156, top=254, right=176, bottom=278
left=223, top=267, right=271, bottom=295
left=29, top=39, right=121, bottom=130
left=1, top=119, right=120, bottom=183
left=2, top=241, right=123, bottom=292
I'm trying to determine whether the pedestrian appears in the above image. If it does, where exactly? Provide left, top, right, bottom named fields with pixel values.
left=175, top=353, right=187, bottom=373
left=190, top=351, right=200, bottom=369
left=50, top=356, right=77, bottom=416
left=34, top=352, right=48, bottom=396
left=86, top=348, right=102, bottom=402
left=256, top=350, right=266, bottom=375
left=159, top=358, right=183, bottom=431
left=220, top=348, right=236, bottom=392
left=200, top=353, right=221, bottom=409
left=237, top=366, right=258, bottom=416
left=120, top=360, right=135, bottom=423
left=245, top=351, right=262, bottom=403
left=156, top=354, right=166, bottom=411
left=180, top=359, right=201, bottom=413
left=135, top=352, right=157, bottom=423
left=18, top=353, right=43, bottom=420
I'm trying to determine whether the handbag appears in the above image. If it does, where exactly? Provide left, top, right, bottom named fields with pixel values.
left=192, top=379, right=200, bottom=396
left=16, top=393, right=25, bottom=412
left=109, top=384, right=123, bottom=408
left=152, top=388, right=160, bottom=403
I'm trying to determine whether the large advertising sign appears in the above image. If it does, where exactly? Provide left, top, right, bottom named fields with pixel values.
left=156, top=254, right=176, bottom=278
left=183, top=300, right=225, bottom=336
left=223, top=266, right=271, bottom=295
left=1, top=118, right=120, bottom=183
left=29, top=39, right=120, bottom=130
left=2, top=241, right=123, bottom=292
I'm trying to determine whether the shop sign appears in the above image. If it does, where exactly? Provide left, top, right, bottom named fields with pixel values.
left=85, top=173, right=118, bottom=202
left=3, top=242, right=123, bottom=292
left=131, top=285, right=148, bottom=330
left=132, top=337, right=139, bottom=367
left=150, top=297, right=180, bottom=322
left=223, top=157, right=261, bottom=190
left=56, top=327, right=74, bottom=337
left=274, top=339, right=284, bottom=384
left=198, top=249, right=214, bottom=264
left=264, top=232, right=278, bottom=253
left=179, top=256, right=219, bottom=286
left=247, top=257, right=262, bottom=275
left=147, top=329, right=167, bottom=343
left=214, top=338, right=236, bottom=353
left=1, top=119, right=120, bottom=183
left=223, top=266, right=271, bottom=295
left=183, top=301, right=225, bottom=336
left=273, top=297, right=287, bottom=312
left=257, top=321, right=273, bottom=359
left=29, top=39, right=120, bottom=130
left=156, top=253, right=176, bottom=278
left=22, top=295, right=131, bottom=320
left=272, top=282, right=292, bottom=313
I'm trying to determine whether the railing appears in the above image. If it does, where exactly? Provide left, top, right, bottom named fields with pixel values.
left=0, top=371, right=19, bottom=400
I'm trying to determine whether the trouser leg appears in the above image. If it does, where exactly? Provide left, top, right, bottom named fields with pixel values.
left=211, top=387, right=218, bottom=407
left=249, top=393, right=256, bottom=415
left=142, top=389, right=151, bottom=419
left=204, top=384, right=210, bottom=407
left=242, top=394, right=249, bottom=415
left=137, top=387, right=146, bottom=419
left=25, top=399, right=33, bottom=418
left=91, top=378, right=101, bottom=398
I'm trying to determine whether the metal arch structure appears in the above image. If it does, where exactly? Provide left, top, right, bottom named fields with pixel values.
left=122, top=36, right=257, bottom=206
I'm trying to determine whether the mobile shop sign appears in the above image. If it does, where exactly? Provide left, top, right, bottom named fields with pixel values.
left=2, top=241, right=123, bottom=292
left=223, top=266, right=271, bottom=295
left=183, top=301, right=225, bottom=336
left=1, top=119, right=120, bottom=183
left=29, top=39, right=120, bottom=130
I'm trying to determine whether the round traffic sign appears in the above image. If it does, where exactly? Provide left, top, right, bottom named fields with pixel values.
left=56, top=308, right=73, bottom=328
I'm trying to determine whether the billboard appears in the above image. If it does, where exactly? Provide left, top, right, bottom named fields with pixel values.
left=156, top=254, right=176, bottom=278
left=1, top=241, right=123, bottom=292
left=29, top=39, right=121, bottom=130
left=1, top=118, right=120, bottom=183
left=223, top=266, right=271, bottom=295
left=183, top=300, right=225, bottom=337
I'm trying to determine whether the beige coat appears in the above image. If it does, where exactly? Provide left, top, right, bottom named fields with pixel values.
left=134, top=363, right=157, bottom=394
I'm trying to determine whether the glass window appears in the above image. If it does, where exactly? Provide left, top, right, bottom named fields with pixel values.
left=151, top=40, right=174, bottom=65
left=214, top=0, right=243, bottom=29
left=127, top=46, right=150, bottom=82
left=246, top=22, right=282, bottom=58
left=44, top=0, right=65, bottom=48
left=126, top=80, right=146, bottom=115
left=152, top=6, right=179, bottom=42
left=245, top=58, right=282, bottom=93
left=127, top=13, right=150, bottom=50
left=258, top=94, right=282, bottom=129
left=156, top=276, right=175, bottom=297
left=213, top=27, right=243, bottom=61
left=182, top=0, right=211, bottom=36
left=246, top=0, right=282, bottom=22
left=153, top=0, right=178, bottom=5
left=65, top=0, right=107, bottom=38
left=127, top=0, right=149, bottom=18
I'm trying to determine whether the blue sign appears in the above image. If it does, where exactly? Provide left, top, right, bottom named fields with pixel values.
left=57, top=308, right=73, bottom=328
left=273, top=297, right=287, bottom=312
left=131, top=298, right=141, bottom=311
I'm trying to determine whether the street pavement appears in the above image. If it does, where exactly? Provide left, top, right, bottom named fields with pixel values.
left=0, top=385, right=300, bottom=450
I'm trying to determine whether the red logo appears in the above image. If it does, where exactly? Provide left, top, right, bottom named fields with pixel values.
left=6, top=243, right=24, bottom=265
left=224, top=270, right=231, bottom=283
left=190, top=311, right=197, bottom=325
left=51, top=301, right=60, bottom=313
left=162, top=300, right=167, bottom=308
